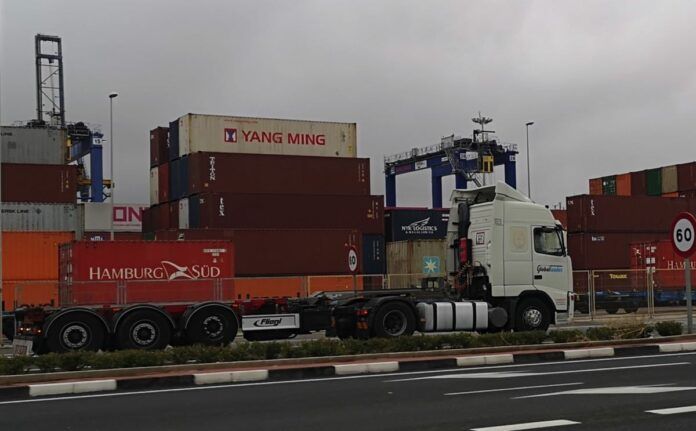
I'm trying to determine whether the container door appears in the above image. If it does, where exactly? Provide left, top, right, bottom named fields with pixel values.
left=532, top=226, right=571, bottom=309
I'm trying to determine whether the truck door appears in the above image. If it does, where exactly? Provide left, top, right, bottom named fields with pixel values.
left=532, top=226, right=570, bottom=308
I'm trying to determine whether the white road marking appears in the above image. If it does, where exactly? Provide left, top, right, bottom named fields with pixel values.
left=647, top=405, right=696, bottom=415
left=470, top=419, right=580, bottom=430
left=515, top=385, right=696, bottom=399
left=389, top=362, right=689, bottom=382
left=445, top=382, right=582, bottom=396
left=0, top=352, right=693, bottom=405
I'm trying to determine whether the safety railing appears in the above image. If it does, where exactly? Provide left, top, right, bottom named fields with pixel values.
left=573, top=268, right=695, bottom=321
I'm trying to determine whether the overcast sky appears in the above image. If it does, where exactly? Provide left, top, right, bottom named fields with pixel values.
left=2, top=0, right=696, bottom=208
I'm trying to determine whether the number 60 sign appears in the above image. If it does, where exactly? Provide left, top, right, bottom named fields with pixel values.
left=672, top=212, right=696, bottom=258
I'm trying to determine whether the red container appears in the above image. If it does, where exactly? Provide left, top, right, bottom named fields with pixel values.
left=187, top=152, right=370, bottom=196
left=2, top=163, right=77, bottom=203
left=148, top=203, right=171, bottom=232
left=141, top=207, right=154, bottom=234
left=551, top=209, right=567, bottom=229
left=149, top=127, right=169, bottom=168
left=566, top=194, right=692, bottom=234
left=588, top=178, right=602, bottom=195
left=677, top=162, right=696, bottom=193
left=630, top=171, right=647, bottom=196
left=158, top=162, right=170, bottom=203
left=83, top=231, right=143, bottom=241
left=59, top=240, right=234, bottom=306
left=630, top=239, right=696, bottom=295
left=190, top=193, right=384, bottom=234
left=168, top=201, right=179, bottom=229
left=568, top=232, right=667, bottom=270
left=160, top=228, right=360, bottom=276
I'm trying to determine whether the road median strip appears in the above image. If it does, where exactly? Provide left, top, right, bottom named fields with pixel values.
left=2, top=336, right=696, bottom=401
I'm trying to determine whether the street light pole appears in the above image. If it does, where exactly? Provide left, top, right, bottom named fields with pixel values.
left=109, top=92, right=118, bottom=240
left=525, top=121, right=534, bottom=199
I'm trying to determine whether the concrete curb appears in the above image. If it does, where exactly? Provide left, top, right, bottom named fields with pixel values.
left=2, top=340, right=694, bottom=401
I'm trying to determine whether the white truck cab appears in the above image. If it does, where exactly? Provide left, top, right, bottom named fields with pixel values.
left=446, top=182, right=573, bottom=331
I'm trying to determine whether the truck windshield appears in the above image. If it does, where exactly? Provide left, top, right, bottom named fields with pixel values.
left=534, top=227, right=565, bottom=256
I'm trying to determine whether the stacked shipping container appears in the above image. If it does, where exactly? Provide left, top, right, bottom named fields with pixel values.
left=145, top=114, right=383, bottom=297
left=384, top=208, right=449, bottom=284
left=566, top=194, right=696, bottom=270
left=588, top=161, right=696, bottom=198
left=0, top=126, right=79, bottom=311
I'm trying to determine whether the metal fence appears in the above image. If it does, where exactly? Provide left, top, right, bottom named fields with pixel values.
left=573, top=268, right=692, bottom=321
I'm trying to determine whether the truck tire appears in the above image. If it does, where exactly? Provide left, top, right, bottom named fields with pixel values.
left=515, top=298, right=551, bottom=332
left=45, top=312, right=106, bottom=353
left=116, top=309, right=172, bottom=350
left=185, top=308, right=238, bottom=346
left=605, top=304, right=619, bottom=314
left=372, top=302, right=415, bottom=338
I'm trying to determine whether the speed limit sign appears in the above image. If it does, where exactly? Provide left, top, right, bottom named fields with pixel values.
left=671, top=212, right=696, bottom=258
left=671, top=212, right=696, bottom=334
left=348, top=248, right=358, bottom=273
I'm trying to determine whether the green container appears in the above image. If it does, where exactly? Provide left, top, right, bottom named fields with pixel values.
left=142, top=232, right=156, bottom=241
left=646, top=168, right=662, bottom=196
left=601, top=176, right=617, bottom=195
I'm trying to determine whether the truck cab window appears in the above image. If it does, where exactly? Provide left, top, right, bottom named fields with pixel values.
left=534, top=227, right=565, bottom=256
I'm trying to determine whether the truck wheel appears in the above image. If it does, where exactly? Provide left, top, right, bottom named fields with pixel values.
left=372, top=302, right=415, bottom=338
left=605, top=304, right=619, bottom=314
left=117, top=309, right=171, bottom=350
left=46, top=313, right=106, bottom=353
left=515, top=298, right=551, bottom=332
left=623, top=304, right=639, bottom=314
left=185, top=308, right=238, bottom=346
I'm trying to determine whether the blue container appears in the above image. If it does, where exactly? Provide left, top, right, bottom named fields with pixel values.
left=179, top=155, right=189, bottom=198
left=385, top=209, right=449, bottom=242
left=168, top=119, right=179, bottom=161
left=362, top=234, right=385, bottom=274
left=169, top=158, right=181, bottom=200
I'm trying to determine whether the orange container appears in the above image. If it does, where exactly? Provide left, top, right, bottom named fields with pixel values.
left=232, top=277, right=306, bottom=300
left=2, top=232, right=74, bottom=281
left=307, top=275, right=364, bottom=296
left=616, top=173, right=632, bottom=196
left=2, top=280, right=59, bottom=311
left=662, top=192, right=679, bottom=197
left=589, top=178, right=602, bottom=195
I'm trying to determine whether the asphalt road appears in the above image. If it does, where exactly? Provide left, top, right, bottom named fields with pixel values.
left=4, top=352, right=696, bottom=430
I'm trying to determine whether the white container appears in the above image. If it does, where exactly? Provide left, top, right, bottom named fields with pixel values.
left=1, top=126, right=66, bottom=164
left=82, top=203, right=147, bottom=232
left=2, top=203, right=82, bottom=233
left=178, top=198, right=189, bottom=229
left=150, top=166, right=159, bottom=206
left=177, top=114, right=357, bottom=158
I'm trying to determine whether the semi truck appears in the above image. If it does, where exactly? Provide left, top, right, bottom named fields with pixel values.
left=13, top=182, right=573, bottom=354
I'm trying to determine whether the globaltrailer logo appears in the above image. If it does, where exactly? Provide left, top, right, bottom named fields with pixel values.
left=401, top=217, right=438, bottom=235
left=88, top=261, right=222, bottom=281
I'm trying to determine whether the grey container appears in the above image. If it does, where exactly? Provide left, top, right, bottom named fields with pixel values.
left=1, top=203, right=83, bottom=234
left=1, top=126, right=66, bottom=164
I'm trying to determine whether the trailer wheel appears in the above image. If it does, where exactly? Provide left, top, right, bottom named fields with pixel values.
left=515, top=298, right=551, bottom=332
left=116, top=309, right=171, bottom=350
left=605, top=304, right=619, bottom=314
left=46, top=312, right=106, bottom=353
left=372, top=302, right=415, bottom=338
left=185, top=308, right=238, bottom=346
